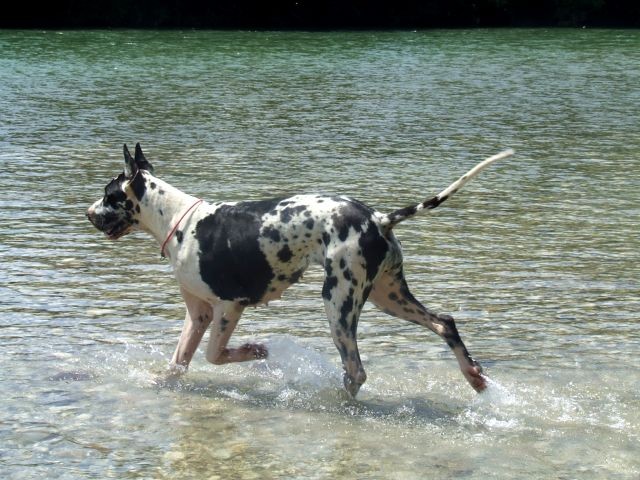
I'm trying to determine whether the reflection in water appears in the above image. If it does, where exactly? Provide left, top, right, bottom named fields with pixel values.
left=1, top=29, right=639, bottom=479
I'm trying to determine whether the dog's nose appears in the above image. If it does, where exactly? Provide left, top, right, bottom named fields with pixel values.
left=86, top=207, right=100, bottom=228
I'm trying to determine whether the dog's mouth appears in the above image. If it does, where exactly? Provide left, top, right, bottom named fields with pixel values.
left=105, top=225, right=130, bottom=240
left=87, top=212, right=130, bottom=240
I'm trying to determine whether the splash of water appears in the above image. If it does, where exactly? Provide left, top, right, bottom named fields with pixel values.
left=252, top=335, right=342, bottom=391
left=458, top=376, right=522, bottom=431
left=474, top=376, right=518, bottom=407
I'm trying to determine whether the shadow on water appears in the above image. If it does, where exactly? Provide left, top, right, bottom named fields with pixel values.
left=162, top=376, right=464, bottom=426
left=54, top=335, right=478, bottom=427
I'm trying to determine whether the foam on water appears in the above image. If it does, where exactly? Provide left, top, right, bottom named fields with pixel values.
left=45, top=334, right=639, bottom=440
left=458, top=376, right=523, bottom=431
left=473, top=376, right=518, bottom=407
left=51, top=337, right=611, bottom=437
left=254, top=335, right=342, bottom=390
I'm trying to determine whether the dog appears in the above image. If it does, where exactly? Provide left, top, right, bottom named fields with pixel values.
left=87, top=144, right=513, bottom=397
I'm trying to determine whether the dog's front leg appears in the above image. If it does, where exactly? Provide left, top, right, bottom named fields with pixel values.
left=168, top=288, right=213, bottom=374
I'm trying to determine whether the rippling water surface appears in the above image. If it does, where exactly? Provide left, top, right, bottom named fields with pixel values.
left=1, top=29, right=639, bottom=479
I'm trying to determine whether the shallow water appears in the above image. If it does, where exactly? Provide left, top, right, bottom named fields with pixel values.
left=1, top=29, right=639, bottom=479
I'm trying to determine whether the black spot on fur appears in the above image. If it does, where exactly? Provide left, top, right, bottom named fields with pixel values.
left=130, top=173, right=147, bottom=201
left=220, top=317, right=229, bottom=332
left=386, top=195, right=447, bottom=227
left=424, top=196, right=444, bottom=209
left=280, top=205, right=307, bottom=223
left=436, top=190, right=450, bottom=204
left=304, top=218, right=315, bottom=230
left=324, top=259, right=333, bottom=277
left=331, top=200, right=373, bottom=242
left=176, top=230, right=183, bottom=243
left=390, top=205, right=417, bottom=222
left=263, top=226, right=281, bottom=242
left=339, top=290, right=355, bottom=332
left=104, top=174, right=127, bottom=205
left=363, top=284, right=373, bottom=302
left=335, top=339, right=348, bottom=360
left=322, top=275, right=338, bottom=300
left=289, top=268, right=304, bottom=284
left=277, top=244, right=293, bottom=262
left=358, top=222, right=388, bottom=282
left=438, top=313, right=462, bottom=348
left=195, top=199, right=281, bottom=304
left=150, top=182, right=157, bottom=190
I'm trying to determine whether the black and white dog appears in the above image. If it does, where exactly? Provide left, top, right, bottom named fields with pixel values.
left=87, top=144, right=513, bottom=397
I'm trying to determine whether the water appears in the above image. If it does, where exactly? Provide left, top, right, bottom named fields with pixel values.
left=1, top=29, right=639, bottom=479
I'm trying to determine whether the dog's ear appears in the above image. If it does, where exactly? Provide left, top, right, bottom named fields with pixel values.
left=123, top=144, right=138, bottom=179
left=134, top=143, right=154, bottom=174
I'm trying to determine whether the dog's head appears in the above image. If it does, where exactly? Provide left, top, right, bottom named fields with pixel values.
left=87, top=143, right=154, bottom=240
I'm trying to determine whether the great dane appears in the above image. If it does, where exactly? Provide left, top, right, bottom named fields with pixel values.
left=87, top=144, right=513, bottom=397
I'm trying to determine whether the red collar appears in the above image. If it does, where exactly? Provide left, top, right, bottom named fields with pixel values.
left=160, top=198, right=203, bottom=258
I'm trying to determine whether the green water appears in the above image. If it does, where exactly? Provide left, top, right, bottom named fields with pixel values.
left=1, top=29, right=639, bottom=479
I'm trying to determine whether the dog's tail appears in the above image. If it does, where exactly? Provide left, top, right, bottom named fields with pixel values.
left=380, top=149, right=514, bottom=230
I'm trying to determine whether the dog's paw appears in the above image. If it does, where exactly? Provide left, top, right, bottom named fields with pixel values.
left=465, top=364, right=488, bottom=393
left=241, top=343, right=268, bottom=360
left=152, top=364, right=187, bottom=387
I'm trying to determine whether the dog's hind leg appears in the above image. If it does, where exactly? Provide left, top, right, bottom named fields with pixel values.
left=369, top=270, right=487, bottom=392
left=322, top=257, right=372, bottom=398
left=205, top=302, right=268, bottom=365
left=169, top=288, right=214, bottom=372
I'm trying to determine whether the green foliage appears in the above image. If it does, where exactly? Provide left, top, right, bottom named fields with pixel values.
left=1, top=0, right=638, bottom=28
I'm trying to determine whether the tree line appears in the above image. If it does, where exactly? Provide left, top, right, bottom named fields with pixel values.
left=3, top=0, right=639, bottom=28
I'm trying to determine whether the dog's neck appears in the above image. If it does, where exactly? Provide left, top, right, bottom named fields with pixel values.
left=134, top=173, right=201, bottom=248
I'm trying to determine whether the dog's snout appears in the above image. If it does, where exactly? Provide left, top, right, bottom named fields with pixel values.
left=86, top=206, right=101, bottom=229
